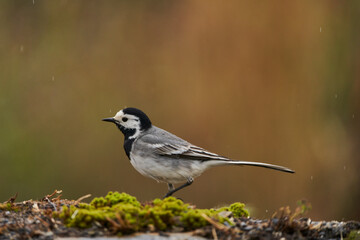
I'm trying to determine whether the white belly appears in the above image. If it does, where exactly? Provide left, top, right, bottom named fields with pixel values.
left=129, top=153, right=207, bottom=184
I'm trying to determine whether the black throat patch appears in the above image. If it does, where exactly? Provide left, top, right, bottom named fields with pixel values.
left=113, top=107, right=152, bottom=160
left=116, top=125, right=137, bottom=160
left=123, top=138, right=135, bottom=159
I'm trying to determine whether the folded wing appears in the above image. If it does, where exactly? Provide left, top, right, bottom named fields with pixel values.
left=154, top=143, right=230, bottom=161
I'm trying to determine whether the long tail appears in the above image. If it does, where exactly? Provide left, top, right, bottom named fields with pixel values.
left=217, top=160, right=295, bottom=173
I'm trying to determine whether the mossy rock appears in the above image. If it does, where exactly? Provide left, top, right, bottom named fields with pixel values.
left=54, top=191, right=249, bottom=233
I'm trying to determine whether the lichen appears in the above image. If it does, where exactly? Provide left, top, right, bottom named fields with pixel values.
left=54, top=191, right=249, bottom=234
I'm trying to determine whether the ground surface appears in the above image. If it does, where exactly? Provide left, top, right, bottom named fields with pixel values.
left=0, top=192, right=359, bottom=240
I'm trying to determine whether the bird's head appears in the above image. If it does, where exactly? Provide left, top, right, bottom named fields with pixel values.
left=102, top=107, right=152, bottom=139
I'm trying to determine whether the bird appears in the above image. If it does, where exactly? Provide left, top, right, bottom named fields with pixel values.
left=102, top=107, right=295, bottom=198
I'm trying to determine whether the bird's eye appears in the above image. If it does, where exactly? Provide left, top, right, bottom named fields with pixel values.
left=122, top=117, right=128, bottom=122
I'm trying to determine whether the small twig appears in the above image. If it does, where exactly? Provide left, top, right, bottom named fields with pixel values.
left=340, top=229, right=343, bottom=240
left=271, top=211, right=278, bottom=219
left=115, top=212, right=129, bottom=228
left=201, top=213, right=229, bottom=231
left=106, top=216, right=122, bottom=233
left=6, top=193, right=18, bottom=203
left=212, top=227, right=218, bottom=240
left=71, top=209, right=79, bottom=219
left=46, top=190, right=62, bottom=199
left=41, top=190, right=63, bottom=211
left=52, top=194, right=62, bottom=202
left=106, top=213, right=134, bottom=233
left=75, top=194, right=91, bottom=204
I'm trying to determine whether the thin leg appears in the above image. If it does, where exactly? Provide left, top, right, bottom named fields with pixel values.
left=168, top=183, right=175, bottom=191
left=163, top=178, right=194, bottom=198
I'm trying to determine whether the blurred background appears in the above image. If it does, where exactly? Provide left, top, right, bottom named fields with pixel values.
left=0, top=0, right=359, bottom=221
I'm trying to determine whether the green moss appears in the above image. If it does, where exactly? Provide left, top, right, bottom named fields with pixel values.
left=181, top=209, right=209, bottom=228
left=346, top=230, right=360, bottom=240
left=229, top=202, right=249, bottom=218
left=0, top=202, right=19, bottom=211
left=90, top=191, right=141, bottom=208
left=55, top=191, right=249, bottom=234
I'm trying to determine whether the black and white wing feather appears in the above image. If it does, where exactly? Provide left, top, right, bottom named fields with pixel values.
left=139, top=126, right=230, bottom=161
left=139, top=126, right=294, bottom=173
left=154, top=144, right=230, bottom=161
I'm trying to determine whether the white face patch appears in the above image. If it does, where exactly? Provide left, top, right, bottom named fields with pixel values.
left=113, top=109, right=142, bottom=139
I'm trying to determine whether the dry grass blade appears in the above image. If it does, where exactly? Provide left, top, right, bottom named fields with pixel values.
left=115, top=212, right=126, bottom=227
left=106, top=216, right=122, bottom=232
left=75, top=194, right=91, bottom=204
left=106, top=213, right=134, bottom=233
left=212, top=227, right=218, bottom=240
left=200, top=213, right=228, bottom=231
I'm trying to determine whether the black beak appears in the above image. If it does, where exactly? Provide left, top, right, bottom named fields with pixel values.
left=102, top=118, right=116, bottom=123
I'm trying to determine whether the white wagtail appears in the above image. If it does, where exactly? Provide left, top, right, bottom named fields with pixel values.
left=103, top=107, right=294, bottom=198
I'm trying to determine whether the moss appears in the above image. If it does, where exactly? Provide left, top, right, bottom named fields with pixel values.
left=55, top=191, right=248, bottom=234
left=229, top=202, right=249, bottom=218
left=346, top=230, right=360, bottom=240
left=0, top=202, right=11, bottom=211
left=90, top=191, right=141, bottom=208
left=181, top=209, right=210, bottom=228
left=0, top=202, right=19, bottom=211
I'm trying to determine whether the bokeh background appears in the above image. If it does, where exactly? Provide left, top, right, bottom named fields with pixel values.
left=1, top=0, right=359, bottom=221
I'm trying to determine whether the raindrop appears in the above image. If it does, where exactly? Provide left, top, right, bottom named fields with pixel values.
left=320, top=27, right=322, bottom=32
left=352, top=114, right=355, bottom=119
left=265, top=209, right=268, bottom=213
left=334, top=93, right=338, bottom=99
left=343, top=166, right=346, bottom=170
left=310, top=176, right=313, bottom=181
left=109, top=109, right=112, bottom=113
left=33, top=0, right=35, bottom=4
left=20, top=45, right=24, bottom=52
left=51, top=76, right=55, bottom=81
